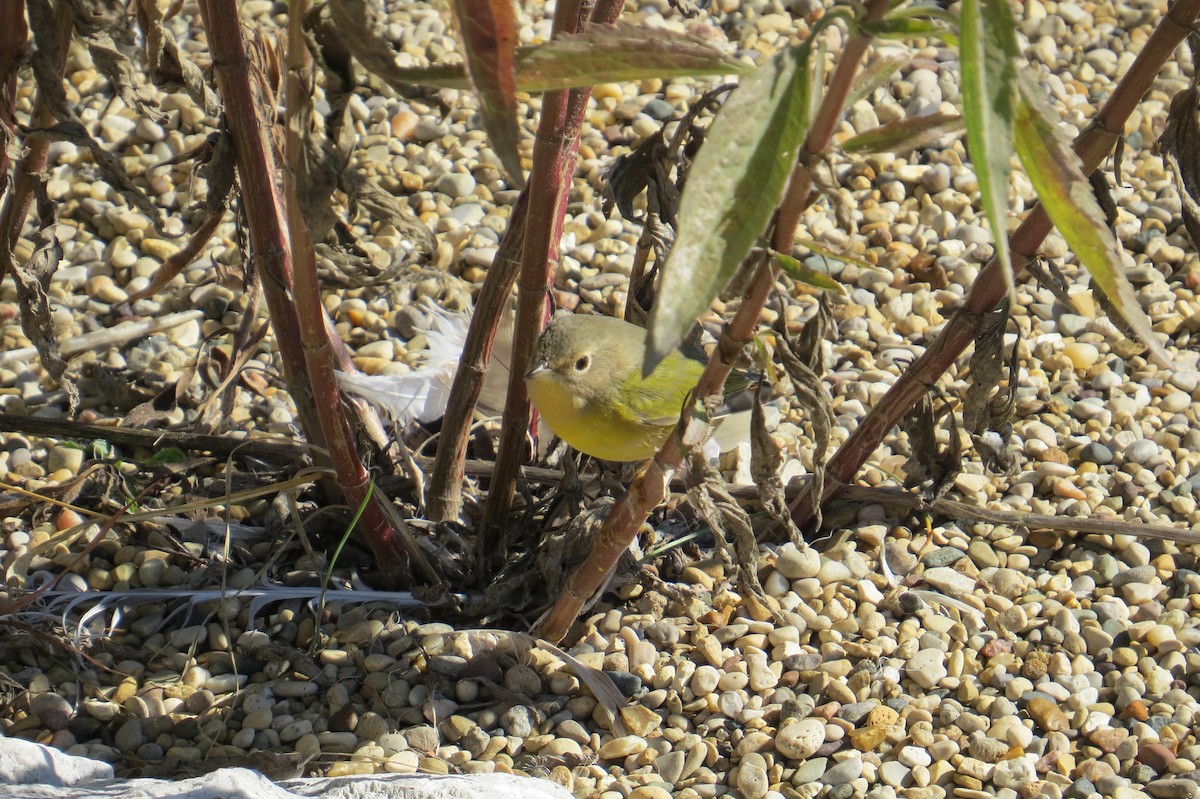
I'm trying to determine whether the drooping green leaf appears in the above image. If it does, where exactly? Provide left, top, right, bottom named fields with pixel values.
left=1014, top=75, right=1171, bottom=367
left=844, top=50, right=909, bottom=109
left=791, top=238, right=877, bottom=272
left=449, top=0, right=523, bottom=185
left=771, top=249, right=846, bottom=293
left=861, top=17, right=958, bottom=44
left=960, top=0, right=1018, bottom=301
left=371, top=22, right=754, bottom=93
left=515, top=23, right=755, bottom=91
left=645, top=45, right=812, bottom=371
left=841, top=111, right=964, bottom=154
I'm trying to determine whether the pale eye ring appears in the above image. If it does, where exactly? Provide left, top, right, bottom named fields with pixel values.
left=574, top=355, right=590, bottom=371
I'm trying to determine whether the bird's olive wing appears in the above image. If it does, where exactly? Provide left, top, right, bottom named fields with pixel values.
left=621, top=351, right=707, bottom=427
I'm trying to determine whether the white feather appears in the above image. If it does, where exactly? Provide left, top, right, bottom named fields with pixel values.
left=337, top=298, right=513, bottom=424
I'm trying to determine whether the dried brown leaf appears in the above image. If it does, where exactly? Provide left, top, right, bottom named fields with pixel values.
left=750, top=381, right=798, bottom=544
left=773, top=296, right=833, bottom=531
left=962, top=304, right=1007, bottom=435
left=686, top=453, right=764, bottom=598
left=135, top=0, right=220, bottom=116
left=9, top=188, right=77, bottom=413
left=65, top=0, right=162, bottom=119
left=604, top=129, right=680, bottom=230
left=1160, top=42, right=1200, bottom=251
left=902, top=391, right=961, bottom=499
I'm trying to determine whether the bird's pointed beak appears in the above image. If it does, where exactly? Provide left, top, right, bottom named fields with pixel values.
left=525, top=360, right=549, bottom=380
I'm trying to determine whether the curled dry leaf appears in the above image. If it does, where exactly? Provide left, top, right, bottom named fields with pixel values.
left=686, top=451, right=765, bottom=601
left=1159, top=34, right=1200, bottom=251
left=9, top=188, right=78, bottom=413
left=963, top=304, right=1017, bottom=473
left=772, top=295, right=833, bottom=534
left=135, top=0, right=221, bottom=116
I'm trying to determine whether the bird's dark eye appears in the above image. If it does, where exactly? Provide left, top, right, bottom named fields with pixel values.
left=574, top=355, right=590, bottom=371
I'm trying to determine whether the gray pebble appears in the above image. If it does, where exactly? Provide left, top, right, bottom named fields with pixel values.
left=921, top=546, right=966, bottom=568
left=1080, top=442, right=1113, bottom=465
left=436, top=172, right=477, bottom=199
left=1124, top=438, right=1160, bottom=465
left=1057, top=313, right=1090, bottom=337
left=822, top=756, right=863, bottom=785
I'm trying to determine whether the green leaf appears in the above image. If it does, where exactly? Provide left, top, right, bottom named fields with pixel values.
left=645, top=45, right=812, bottom=371
left=862, top=18, right=957, bottom=44
left=449, top=0, right=523, bottom=186
left=960, top=0, right=1018, bottom=301
left=1014, top=75, right=1171, bottom=367
left=791, top=238, right=877, bottom=271
left=375, top=22, right=753, bottom=93
left=844, top=51, right=910, bottom=109
left=841, top=111, right=964, bottom=154
left=771, top=249, right=846, bottom=292
left=514, top=22, right=754, bottom=91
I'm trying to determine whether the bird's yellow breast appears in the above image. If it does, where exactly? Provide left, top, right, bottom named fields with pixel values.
left=527, top=373, right=669, bottom=461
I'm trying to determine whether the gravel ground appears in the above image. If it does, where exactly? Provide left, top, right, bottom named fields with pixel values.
left=2, top=1, right=1200, bottom=799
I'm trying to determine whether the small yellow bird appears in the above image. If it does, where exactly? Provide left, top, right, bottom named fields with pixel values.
left=526, top=313, right=747, bottom=462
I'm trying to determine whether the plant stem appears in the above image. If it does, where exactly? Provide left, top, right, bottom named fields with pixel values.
left=786, top=0, right=1200, bottom=531
left=476, top=76, right=590, bottom=567
left=426, top=192, right=526, bottom=523
left=0, top=2, right=28, bottom=211
left=197, top=0, right=327, bottom=461
left=427, top=0, right=626, bottom=534
left=281, top=0, right=433, bottom=584
left=534, top=0, right=891, bottom=642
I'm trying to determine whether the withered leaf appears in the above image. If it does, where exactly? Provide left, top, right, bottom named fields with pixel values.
left=10, top=188, right=78, bottom=413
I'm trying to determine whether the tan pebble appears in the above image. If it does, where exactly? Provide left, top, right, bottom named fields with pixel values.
left=391, top=110, right=419, bottom=139
left=140, top=238, right=179, bottom=260
left=619, top=704, right=662, bottom=737
left=85, top=274, right=129, bottom=303
left=327, top=761, right=375, bottom=777
left=1063, top=342, right=1099, bottom=369
left=849, top=725, right=889, bottom=751
left=1027, top=697, right=1068, bottom=733
left=352, top=357, right=391, bottom=375
left=418, top=757, right=449, bottom=774
left=1052, top=479, right=1087, bottom=500
left=598, top=735, right=648, bottom=759
left=629, top=788, right=673, bottom=799
left=1088, top=726, right=1128, bottom=753
left=867, top=705, right=899, bottom=727
left=776, top=717, right=825, bottom=759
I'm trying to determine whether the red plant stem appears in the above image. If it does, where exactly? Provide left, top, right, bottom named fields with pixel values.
left=0, top=3, right=28, bottom=209
left=426, top=191, right=527, bottom=522
left=534, top=0, right=892, bottom=642
left=787, top=0, right=1200, bottom=531
left=197, top=0, right=327, bottom=460
left=281, top=0, right=427, bottom=583
left=427, top=0, right=626, bottom=533
left=476, top=78, right=590, bottom=561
